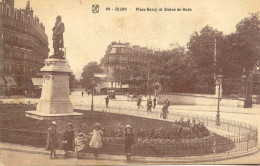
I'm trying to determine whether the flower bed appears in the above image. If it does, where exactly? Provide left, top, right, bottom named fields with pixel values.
left=0, top=104, right=234, bottom=156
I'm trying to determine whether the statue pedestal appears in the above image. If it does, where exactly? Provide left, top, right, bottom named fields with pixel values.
left=26, top=58, right=83, bottom=120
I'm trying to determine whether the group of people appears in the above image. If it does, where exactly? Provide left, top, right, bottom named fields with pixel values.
left=136, top=95, right=157, bottom=112
left=136, top=96, right=171, bottom=117
left=46, top=121, right=135, bottom=163
left=46, top=121, right=89, bottom=159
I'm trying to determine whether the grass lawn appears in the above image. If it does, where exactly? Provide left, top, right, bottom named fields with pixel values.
left=0, top=105, right=184, bottom=134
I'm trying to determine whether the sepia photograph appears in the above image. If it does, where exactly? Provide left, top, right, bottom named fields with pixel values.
left=0, top=0, right=260, bottom=165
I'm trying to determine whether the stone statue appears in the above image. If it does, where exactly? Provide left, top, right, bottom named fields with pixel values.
left=50, top=15, right=65, bottom=59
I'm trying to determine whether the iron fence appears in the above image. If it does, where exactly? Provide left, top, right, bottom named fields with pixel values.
left=74, top=103, right=258, bottom=155
left=222, top=78, right=241, bottom=99
left=0, top=102, right=258, bottom=157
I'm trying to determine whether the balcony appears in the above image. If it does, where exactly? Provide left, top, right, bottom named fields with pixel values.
left=2, top=21, right=48, bottom=48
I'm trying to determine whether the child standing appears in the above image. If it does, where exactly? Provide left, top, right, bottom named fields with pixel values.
left=62, top=123, right=75, bottom=159
left=89, top=123, right=103, bottom=159
left=75, top=130, right=87, bottom=159
left=124, top=125, right=134, bottom=163
left=46, top=121, right=59, bottom=159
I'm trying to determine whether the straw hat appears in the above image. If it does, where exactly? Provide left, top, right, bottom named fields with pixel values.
left=51, top=121, right=57, bottom=126
left=126, top=125, right=131, bottom=128
left=78, top=132, right=84, bottom=138
left=95, top=123, right=100, bottom=126
left=67, top=123, right=73, bottom=127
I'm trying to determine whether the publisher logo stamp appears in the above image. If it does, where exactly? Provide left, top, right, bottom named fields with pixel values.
left=92, top=4, right=99, bottom=13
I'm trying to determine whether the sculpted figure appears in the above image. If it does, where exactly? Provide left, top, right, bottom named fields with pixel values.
left=51, top=15, right=65, bottom=59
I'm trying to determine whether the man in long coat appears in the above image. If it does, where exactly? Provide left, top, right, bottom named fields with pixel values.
left=52, top=15, right=65, bottom=57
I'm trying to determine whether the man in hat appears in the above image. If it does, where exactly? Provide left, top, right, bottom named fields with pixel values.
left=124, top=125, right=134, bottom=163
left=63, top=123, right=75, bottom=159
left=105, top=96, right=109, bottom=108
left=147, top=97, right=153, bottom=112
left=46, top=121, right=59, bottom=159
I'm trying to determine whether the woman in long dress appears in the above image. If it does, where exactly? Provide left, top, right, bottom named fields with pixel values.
left=89, top=123, right=103, bottom=159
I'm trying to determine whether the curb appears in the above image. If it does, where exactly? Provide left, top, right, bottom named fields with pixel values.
left=0, top=143, right=259, bottom=164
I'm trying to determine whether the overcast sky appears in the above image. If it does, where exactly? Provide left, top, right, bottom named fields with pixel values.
left=15, top=0, right=260, bottom=79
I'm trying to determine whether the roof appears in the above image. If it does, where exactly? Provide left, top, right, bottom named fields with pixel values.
left=112, top=45, right=127, bottom=48
left=31, top=78, right=43, bottom=86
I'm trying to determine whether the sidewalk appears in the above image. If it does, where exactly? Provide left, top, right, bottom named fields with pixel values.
left=0, top=142, right=259, bottom=165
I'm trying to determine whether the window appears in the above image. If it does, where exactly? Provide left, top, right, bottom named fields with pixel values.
left=6, top=7, right=9, bottom=16
left=0, top=4, right=2, bottom=14
left=7, top=64, right=10, bottom=73
left=21, top=13, right=24, bottom=22
left=14, top=11, right=17, bottom=19
left=28, top=16, right=30, bottom=24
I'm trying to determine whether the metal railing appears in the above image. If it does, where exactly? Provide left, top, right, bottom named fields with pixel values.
left=73, top=103, right=258, bottom=156
left=0, top=103, right=258, bottom=157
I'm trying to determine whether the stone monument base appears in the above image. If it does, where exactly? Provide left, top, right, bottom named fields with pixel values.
left=25, top=58, right=84, bottom=120
left=26, top=110, right=83, bottom=120
left=36, top=100, right=73, bottom=114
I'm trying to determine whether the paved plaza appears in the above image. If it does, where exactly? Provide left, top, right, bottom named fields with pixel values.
left=1, top=93, right=260, bottom=165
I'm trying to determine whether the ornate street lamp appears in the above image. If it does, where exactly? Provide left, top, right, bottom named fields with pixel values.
left=91, top=77, right=95, bottom=111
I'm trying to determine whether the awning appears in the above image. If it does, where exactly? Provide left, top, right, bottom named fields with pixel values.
left=5, top=77, right=17, bottom=86
left=94, top=73, right=114, bottom=81
left=0, top=77, right=7, bottom=87
left=21, top=77, right=33, bottom=89
left=32, top=78, right=43, bottom=87
left=94, top=73, right=107, bottom=78
left=121, top=84, right=129, bottom=88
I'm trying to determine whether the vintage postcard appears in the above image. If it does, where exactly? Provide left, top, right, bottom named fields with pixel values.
left=0, top=0, right=260, bottom=165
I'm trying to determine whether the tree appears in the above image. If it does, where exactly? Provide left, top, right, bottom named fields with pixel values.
left=69, top=74, right=79, bottom=91
left=187, top=25, right=224, bottom=86
left=80, top=62, right=103, bottom=90
left=219, top=13, right=260, bottom=78
left=150, top=46, right=198, bottom=92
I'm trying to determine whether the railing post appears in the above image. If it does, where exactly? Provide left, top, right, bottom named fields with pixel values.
left=239, top=124, right=241, bottom=138
left=228, top=121, right=230, bottom=132
left=207, top=116, right=208, bottom=127
left=247, top=136, right=249, bottom=151
left=228, top=135, right=230, bottom=154
left=200, top=142, right=203, bottom=157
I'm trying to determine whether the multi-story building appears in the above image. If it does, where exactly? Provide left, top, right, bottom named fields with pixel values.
left=98, top=42, right=154, bottom=93
left=0, top=0, right=49, bottom=95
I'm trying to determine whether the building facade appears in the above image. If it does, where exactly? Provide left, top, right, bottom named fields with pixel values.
left=0, top=0, right=49, bottom=95
left=98, top=42, right=154, bottom=93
